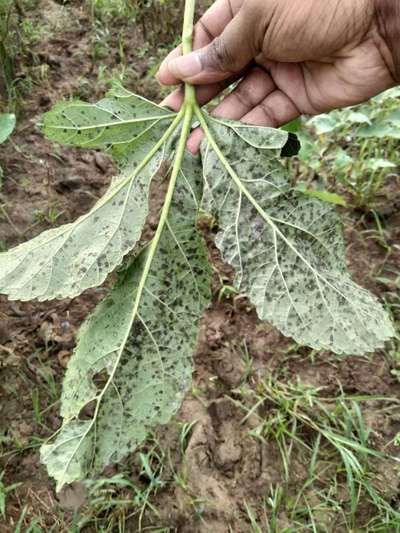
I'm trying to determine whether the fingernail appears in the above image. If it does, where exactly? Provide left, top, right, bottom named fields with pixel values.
left=168, top=53, right=202, bottom=79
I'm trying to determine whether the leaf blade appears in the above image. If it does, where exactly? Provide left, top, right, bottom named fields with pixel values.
left=42, top=85, right=176, bottom=150
left=200, top=116, right=394, bottom=355
left=0, top=108, right=180, bottom=301
left=41, top=154, right=212, bottom=489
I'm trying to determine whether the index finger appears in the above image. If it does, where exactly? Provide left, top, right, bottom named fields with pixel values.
left=156, top=0, right=243, bottom=85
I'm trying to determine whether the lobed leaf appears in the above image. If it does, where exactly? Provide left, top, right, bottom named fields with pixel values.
left=4, top=83, right=395, bottom=494
left=41, top=154, right=212, bottom=490
left=0, top=91, right=178, bottom=301
left=201, top=117, right=394, bottom=355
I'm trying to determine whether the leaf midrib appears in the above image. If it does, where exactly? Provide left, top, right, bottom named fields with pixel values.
left=47, top=113, right=176, bottom=132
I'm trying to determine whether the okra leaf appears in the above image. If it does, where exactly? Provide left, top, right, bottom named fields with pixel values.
left=0, top=89, right=178, bottom=301
left=201, top=117, right=394, bottom=355
left=209, top=116, right=300, bottom=156
left=42, top=84, right=176, bottom=150
left=41, top=154, right=212, bottom=490
left=210, top=116, right=289, bottom=149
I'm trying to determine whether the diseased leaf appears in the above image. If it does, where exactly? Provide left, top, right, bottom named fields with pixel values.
left=41, top=421, right=93, bottom=488
left=211, top=116, right=300, bottom=157
left=0, top=90, right=178, bottom=301
left=2, top=80, right=395, bottom=495
left=210, top=116, right=289, bottom=149
left=201, top=116, right=394, bottom=355
left=43, top=84, right=176, bottom=150
left=41, top=154, right=212, bottom=490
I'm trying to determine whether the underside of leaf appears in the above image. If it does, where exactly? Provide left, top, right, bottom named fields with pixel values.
left=201, top=116, right=394, bottom=355
left=0, top=87, right=178, bottom=301
left=40, top=154, right=211, bottom=490
left=42, top=84, right=176, bottom=150
left=1, top=83, right=394, bottom=493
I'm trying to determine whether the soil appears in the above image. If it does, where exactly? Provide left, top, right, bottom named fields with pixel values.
left=0, top=1, right=399, bottom=532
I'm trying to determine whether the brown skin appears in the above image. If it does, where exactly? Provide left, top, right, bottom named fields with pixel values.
left=156, top=0, right=397, bottom=152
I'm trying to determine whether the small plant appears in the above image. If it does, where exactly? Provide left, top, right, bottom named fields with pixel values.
left=0, top=0, right=395, bottom=491
left=0, top=112, right=15, bottom=144
left=0, top=111, right=15, bottom=183
left=0, top=470, right=20, bottom=519
left=298, top=88, right=400, bottom=209
left=0, top=0, right=16, bottom=101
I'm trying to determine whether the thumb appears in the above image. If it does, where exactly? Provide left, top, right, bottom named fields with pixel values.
left=166, top=9, right=258, bottom=85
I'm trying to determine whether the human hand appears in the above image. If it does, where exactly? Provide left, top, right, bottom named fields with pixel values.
left=156, top=0, right=398, bottom=152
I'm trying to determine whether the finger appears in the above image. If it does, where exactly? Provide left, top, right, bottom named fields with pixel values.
left=240, top=90, right=300, bottom=127
left=160, top=70, right=245, bottom=111
left=210, top=66, right=275, bottom=120
left=156, top=46, right=183, bottom=86
left=160, top=81, right=227, bottom=112
left=187, top=128, right=204, bottom=154
left=166, top=9, right=258, bottom=85
left=157, top=0, right=243, bottom=85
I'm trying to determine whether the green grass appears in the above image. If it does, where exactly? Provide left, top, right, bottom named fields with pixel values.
left=0, top=471, right=20, bottom=520
left=0, top=0, right=47, bottom=110
left=227, top=377, right=400, bottom=532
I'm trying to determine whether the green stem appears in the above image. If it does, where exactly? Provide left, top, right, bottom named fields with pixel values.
left=182, top=0, right=195, bottom=54
left=129, top=0, right=197, bottom=327
left=182, top=0, right=197, bottom=107
left=130, top=108, right=194, bottom=316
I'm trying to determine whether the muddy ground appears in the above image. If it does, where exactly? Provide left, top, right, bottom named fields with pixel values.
left=0, top=1, right=400, bottom=531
